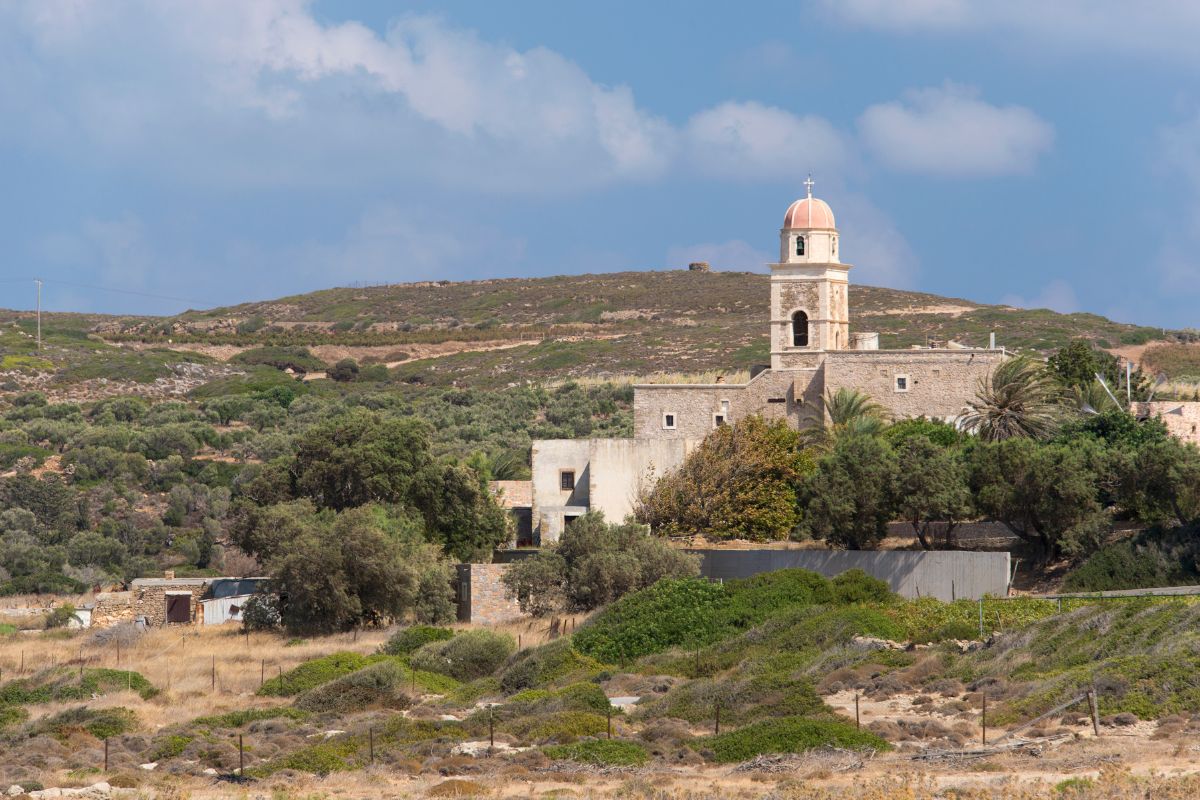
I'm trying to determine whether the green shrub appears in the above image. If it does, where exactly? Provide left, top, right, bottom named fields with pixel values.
left=717, top=569, right=833, bottom=629
left=33, top=706, right=138, bottom=741
left=148, top=734, right=194, bottom=761
left=703, top=716, right=890, bottom=763
left=509, top=682, right=611, bottom=714
left=381, top=625, right=455, bottom=656
left=574, top=578, right=729, bottom=664
left=295, top=660, right=412, bottom=714
left=543, top=739, right=649, bottom=766
left=0, top=706, right=28, bottom=729
left=44, top=603, right=79, bottom=629
left=230, top=346, right=326, bottom=373
left=410, top=630, right=515, bottom=681
left=192, top=707, right=308, bottom=728
left=499, top=638, right=604, bottom=693
left=1063, top=530, right=1200, bottom=592
left=257, top=652, right=372, bottom=697
left=252, top=738, right=359, bottom=776
left=830, top=569, right=894, bottom=605
left=504, top=711, right=608, bottom=743
left=0, top=668, right=157, bottom=705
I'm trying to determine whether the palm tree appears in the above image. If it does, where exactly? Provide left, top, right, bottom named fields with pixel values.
left=803, top=387, right=890, bottom=449
left=958, top=356, right=1065, bottom=441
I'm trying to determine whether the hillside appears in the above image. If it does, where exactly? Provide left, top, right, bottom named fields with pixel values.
left=85, top=270, right=1168, bottom=388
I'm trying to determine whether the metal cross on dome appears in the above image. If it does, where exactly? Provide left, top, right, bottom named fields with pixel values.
left=803, top=174, right=814, bottom=199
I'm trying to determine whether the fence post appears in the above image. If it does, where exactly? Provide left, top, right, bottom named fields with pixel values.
left=212, top=655, right=216, bottom=691
left=978, top=598, right=984, bottom=639
left=239, top=734, right=244, bottom=777
left=981, top=694, right=987, bottom=745
left=855, top=693, right=860, bottom=730
left=607, top=706, right=612, bottom=739
left=488, top=710, right=494, bottom=755
left=279, top=665, right=284, bottom=694
left=260, top=659, right=265, bottom=688
left=714, top=701, right=721, bottom=735
left=369, top=727, right=375, bottom=764
left=116, top=641, right=120, bottom=667
left=1088, top=689, right=1101, bottom=737
left=104, top=738, right=109, bottom=772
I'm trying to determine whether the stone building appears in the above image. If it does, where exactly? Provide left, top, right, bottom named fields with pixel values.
left=529, top=183, right=1007, bottom=543
left=88, top=574, right=267, bottom=628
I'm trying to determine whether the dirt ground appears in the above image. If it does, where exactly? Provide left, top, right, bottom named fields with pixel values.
left=4, top=626, right=1200, bottom=799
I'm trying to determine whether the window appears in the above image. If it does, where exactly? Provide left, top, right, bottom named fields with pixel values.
left=791, top=311, right=809, bottom=347
left=894, top=375, right=910, bottom=393
left=832, top=236, right=837, bottom=256
left=560, top=470, right=575, bottom=491
left=713, top=414, right=726, bottom=428
left=795, top=235, right=805, bottom=256
left=663, top=413, right=677, bottom=430
left=564, top=514, right=580, bottom=529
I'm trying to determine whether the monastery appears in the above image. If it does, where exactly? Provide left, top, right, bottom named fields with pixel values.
left=524, top=182, right=1010, bottom=544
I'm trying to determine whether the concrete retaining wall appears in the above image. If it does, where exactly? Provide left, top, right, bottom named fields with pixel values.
left=692, top=549, right=1011, bottom=602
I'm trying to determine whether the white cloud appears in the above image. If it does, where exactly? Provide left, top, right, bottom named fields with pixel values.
left=1000, top=279, right=1080, bottom=314
left=665, top=240, right=772, bottom=272
left=684, top=101, right=848, bottom=181
left=833, top=194, right=920, bottom=289
left=858, top=83, right=1054, bottom=176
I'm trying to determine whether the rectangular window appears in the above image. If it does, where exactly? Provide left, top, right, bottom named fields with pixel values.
left=895, top=375, right=910, bottom=392
left=564, top=514, right=580, bottom=529
left=713, top=414, right=726, bottom=428
left=560, top=470, right=575, bottom=491
left=766, top=398, right=786, bottom=404
left=663, top=413, right=677, bottom=430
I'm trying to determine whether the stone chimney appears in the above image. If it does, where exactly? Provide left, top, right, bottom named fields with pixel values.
left=163, top=570, right=175, bottom=581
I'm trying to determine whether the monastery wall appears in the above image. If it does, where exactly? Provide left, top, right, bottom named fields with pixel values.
left=633, top=369, right=821, bottom=439
left=1134, top=401, right=1200, bottom=447
left=824, top=349, right=1005, bottom=421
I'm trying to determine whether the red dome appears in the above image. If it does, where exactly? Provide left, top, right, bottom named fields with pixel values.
left=783, top=197, right=835, bottom=229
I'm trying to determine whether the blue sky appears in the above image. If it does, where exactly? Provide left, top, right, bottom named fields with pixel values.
left=2, top=1, right=1199, bottom=329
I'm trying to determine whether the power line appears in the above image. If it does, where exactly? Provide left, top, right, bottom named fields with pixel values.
left=1, top=276, right=216, bottom=309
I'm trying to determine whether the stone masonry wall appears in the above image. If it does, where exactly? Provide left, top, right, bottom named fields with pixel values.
left=90, top=592, right=134, bottom=628
left=633, top=369, right=821, bottom=440
left=1135, top=401, right=1200, bottom=447
left=824, top=349, right=1005, bottom=421
left=460, top=564, right=523, bottom=625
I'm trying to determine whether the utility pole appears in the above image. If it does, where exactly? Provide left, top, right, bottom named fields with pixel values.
left=35, top=279, right=42, bottom=350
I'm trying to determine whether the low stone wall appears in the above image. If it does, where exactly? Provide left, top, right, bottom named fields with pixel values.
left=90, top=591, right=134, bottom=627
left=691, top=549, right=1011, bottom=602
left=456, top=564, right=523, bottom=625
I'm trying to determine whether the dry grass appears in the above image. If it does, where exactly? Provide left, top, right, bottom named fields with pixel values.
left=554, top=370, right=753, bottom=388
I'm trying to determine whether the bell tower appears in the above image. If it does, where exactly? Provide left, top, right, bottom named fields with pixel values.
left=769, top=177, right=851, bottom=370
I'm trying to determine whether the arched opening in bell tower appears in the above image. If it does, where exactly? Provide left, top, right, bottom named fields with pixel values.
left=791, top=311, right=809, bottom=347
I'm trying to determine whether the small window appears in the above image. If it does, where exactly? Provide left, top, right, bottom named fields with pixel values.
left=663, top=413, right=677, bottom=430
left=564, top=514, right=580, bottom=529
left=831, top=236, right=837, bottom=256
left=713, top=414, right=726, bottom=428
left=795, top=235, right=805, bottom=256
left=895, top=375, right=909, bottom=393
left=791, top=311, right=809, bottom=347
left=560, top=470, right=575, bottom=491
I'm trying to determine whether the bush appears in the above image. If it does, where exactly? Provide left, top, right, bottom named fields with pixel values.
left=1063, top=528, right=1200, bottom=592
left=543, top=739, right=649, bottom=766
left=44, top=603, right=79, bottom=629
left=717, top=569, right=833, bottom=629
left=574, top=578, right=728, bottom=664
left=257, top=652, right=373, bottom=696
left=501, top=512, right=699, bottom=616
left=508, top=682, right=611, bottom=714
left=295, top=660, right=412, bottom=714
left=831, top=569, right=894, bottom=605
left=703, top=716, right=890, bottom=763
left=381, top=625, right=455, bottom=656
left=328, top=358, right=360, bottom=382
left=499, top=638, right=603, bottom=694
left=32, top=706, right=138, bottom=741
left=410, top=630, right=515, bottom=681
left=504, top=710, right=608, bottom=743
left=192, top=707, right=308, bottom=728
left=241, top=593, right=281, bottom=631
